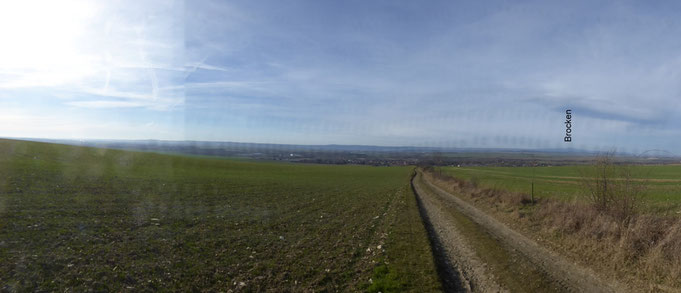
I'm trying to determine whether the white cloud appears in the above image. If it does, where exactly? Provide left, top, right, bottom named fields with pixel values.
left=65, top=100, right=146, bottom=109
left=0, top=107, right=183, bottom=140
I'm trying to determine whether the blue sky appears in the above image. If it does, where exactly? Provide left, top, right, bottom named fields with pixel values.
left=1, top=0, right=680, bottom=154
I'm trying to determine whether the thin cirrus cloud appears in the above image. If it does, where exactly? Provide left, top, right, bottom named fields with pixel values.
left=181, top=0, right=681, bottom=152
left=1, top=0, right=681, bottom=152
left=0, top=0, right=184, bottom=106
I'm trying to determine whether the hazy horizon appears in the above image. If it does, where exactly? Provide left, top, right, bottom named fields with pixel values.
left=8, top=136, right=680, bottom=158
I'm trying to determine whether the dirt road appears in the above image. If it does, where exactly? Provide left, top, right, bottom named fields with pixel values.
left=412, top=170, right=622, bottom=293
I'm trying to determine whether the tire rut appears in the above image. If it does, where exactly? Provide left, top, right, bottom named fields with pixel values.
left=412, top=170, right=623, bottom=293
left=411, top=174, right=473, bottom=292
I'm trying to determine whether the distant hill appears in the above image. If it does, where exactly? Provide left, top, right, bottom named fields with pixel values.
left=16, top=137, right=599, bottom=155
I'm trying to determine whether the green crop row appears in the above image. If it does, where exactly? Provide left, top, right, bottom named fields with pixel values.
left=0, top=139, right=440, bottom=292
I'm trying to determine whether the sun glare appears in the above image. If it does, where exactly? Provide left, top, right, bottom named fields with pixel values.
left=0, top=0, right=97, bottom=87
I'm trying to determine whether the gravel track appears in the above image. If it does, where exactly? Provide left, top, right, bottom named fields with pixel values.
left=412, top=170, right=623, bottom=293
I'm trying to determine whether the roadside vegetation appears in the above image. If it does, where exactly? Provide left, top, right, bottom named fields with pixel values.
left=424, top=157, right=681, bottom=291
left=0, top=139, right=440, bottom=292
left=440, top=163, right=681, bottom=212
left=414, top=173, right=566, bottom=292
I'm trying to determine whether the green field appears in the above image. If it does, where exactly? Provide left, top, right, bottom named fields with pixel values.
left=440, top=165, right=681, bottom=211
left=0, top=139, right=440, bottom=291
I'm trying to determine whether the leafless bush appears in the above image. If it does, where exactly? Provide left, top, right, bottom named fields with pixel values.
left=580, top=152, right=645, bottom=221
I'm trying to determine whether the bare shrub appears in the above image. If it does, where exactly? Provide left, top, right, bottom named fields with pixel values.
left=580, top=152, right=645, bottom=221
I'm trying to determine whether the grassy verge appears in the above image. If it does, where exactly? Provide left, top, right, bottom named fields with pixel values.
left=0, top=139, right=440, bottom=291
left=423, top=169, right=681, bottom=292
left=417, top=175, right=560, bottom=292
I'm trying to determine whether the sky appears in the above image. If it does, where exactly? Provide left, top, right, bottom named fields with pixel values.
left=1, top=0, right=680, bottom=154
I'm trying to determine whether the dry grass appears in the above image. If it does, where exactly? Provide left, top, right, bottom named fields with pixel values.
left=423, top=169, right=681, bottom=292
